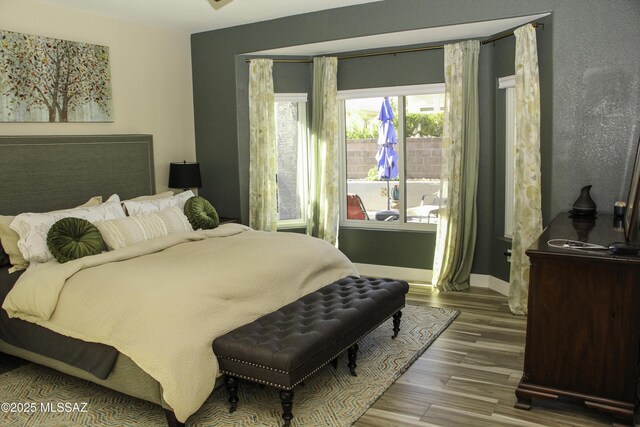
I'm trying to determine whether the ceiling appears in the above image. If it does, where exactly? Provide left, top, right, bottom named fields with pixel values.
left=34, top=1, right=548, bottom=57
left=250, top=13, right=550, bottom=56
left=36, top=0, right=385, bottom=34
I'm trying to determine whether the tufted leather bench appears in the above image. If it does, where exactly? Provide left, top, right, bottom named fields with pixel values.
left=212, top=276, right=409, bottom=426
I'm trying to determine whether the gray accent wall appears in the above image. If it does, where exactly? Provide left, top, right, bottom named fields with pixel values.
left=491, top=36, right=517, bottom=281
left=191, top=0, right=640, bottom=278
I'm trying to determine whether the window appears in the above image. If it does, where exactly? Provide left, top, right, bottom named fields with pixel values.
left=275, top=93, right=308, bottom=227
left=338, top=84, right=445, bottom=230
left=499, top=75, right=516, bottom=238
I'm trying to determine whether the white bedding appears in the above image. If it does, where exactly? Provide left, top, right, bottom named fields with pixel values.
left=2, top=224, right=358, bottom=422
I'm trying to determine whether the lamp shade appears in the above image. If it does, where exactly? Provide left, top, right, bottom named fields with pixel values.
left=169, top=161, right=202, bottom=189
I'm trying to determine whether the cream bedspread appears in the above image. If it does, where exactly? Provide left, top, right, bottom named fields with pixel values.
left=2, top=224, right=358, bottom=422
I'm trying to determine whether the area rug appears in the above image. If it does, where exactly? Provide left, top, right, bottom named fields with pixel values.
left=0, top=304, right=458, bottom=426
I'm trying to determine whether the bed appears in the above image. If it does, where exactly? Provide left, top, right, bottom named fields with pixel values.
left=0, top=135, right=358, bottom=426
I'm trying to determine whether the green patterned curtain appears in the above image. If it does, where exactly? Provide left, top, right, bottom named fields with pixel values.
left=307, top=57, right=339, bottom=245
left=432, top=40, right=480, bottom=291
left=509, top=24, right=543, bottom=314
left=248, top=59, right=277, bottom=232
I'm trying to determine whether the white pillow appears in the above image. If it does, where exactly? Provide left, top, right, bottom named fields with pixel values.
left=122, top=190, right=194, bottom=217
left=10, top=196, right=126, bottom=264
left=128, top=191, right=174, bottom=202
left=94, top=206, right=193, bottom=250
left=0, top=195, right=114, bottom=271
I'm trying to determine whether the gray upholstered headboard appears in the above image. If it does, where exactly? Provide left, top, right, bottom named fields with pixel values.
left=0, top=135, right=155, bottom=215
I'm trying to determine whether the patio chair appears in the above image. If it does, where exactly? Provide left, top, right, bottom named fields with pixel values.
left=421, top=191, right=444, bottom=223
left=347, top=194, right=369, bottom=220
left=347, top=194, right=399, bottom=221
left=406, top=191, right=444, bottom=223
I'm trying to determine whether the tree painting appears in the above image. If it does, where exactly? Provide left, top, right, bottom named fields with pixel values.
left=0, top=30, right=113, bottom=122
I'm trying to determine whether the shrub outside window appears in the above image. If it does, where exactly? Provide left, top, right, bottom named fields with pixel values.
left=339, top=84, right=445, bottom=230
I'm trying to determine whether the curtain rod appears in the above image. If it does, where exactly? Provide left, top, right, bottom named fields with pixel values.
left=245, top=22, right=542, bottom=64
left=481, top=22, right=543, bottom=45
left=245, top=45, right=442, bottom=64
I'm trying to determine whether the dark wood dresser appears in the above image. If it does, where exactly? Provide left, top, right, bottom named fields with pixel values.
left=515, top=213, right=640, bottom=424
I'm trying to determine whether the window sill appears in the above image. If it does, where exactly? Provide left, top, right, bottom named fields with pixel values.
left=340, top=221, right=436, bottom=233
left=277, top=221, right=307, bottom=230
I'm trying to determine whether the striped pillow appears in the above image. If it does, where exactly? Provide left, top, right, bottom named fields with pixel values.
left=95, top=207, right=193, bottom=250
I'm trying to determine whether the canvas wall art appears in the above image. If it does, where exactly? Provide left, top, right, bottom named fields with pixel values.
left=0, top=30, right=113, bottom=122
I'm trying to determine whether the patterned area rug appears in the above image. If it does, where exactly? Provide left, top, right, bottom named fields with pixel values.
left=0, top=304, right=458, bottom=426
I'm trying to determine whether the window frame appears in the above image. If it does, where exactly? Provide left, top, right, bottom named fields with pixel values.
left=499, top=75, right=516, bottom=238
left=338, top=83, right=445, bottom=232
left=274, top=93, right=309, bottom=229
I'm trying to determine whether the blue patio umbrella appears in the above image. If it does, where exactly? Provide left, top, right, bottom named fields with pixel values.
left=375, top=97, right=399, bottom=210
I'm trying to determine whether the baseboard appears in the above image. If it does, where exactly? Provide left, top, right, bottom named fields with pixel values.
left=470, top=273, right=489, bottom=288
left=488, top=275, right=510, bottom=296
left=353, top=263, right=432, bottom=284
left=354, top=263, right=509, bottom=296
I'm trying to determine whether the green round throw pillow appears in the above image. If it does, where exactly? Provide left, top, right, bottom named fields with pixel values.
left=184, top=196, right=219, bottom=230
left=47, top=217, right=105, bottom=263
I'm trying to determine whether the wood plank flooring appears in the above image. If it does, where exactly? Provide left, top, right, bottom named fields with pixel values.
left=356, top=285, right=635, bottom=427
left=0, top=285, right=635, bottom=426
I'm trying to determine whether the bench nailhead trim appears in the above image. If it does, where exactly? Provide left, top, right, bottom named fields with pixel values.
left=219, top=305, right=405, bottom=390
left=218, top=358, right=288, bottom=374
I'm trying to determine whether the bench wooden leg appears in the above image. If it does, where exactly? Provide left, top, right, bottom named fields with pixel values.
left=331, top=357, right=339, bottom=370
left=225, top=375, right=239, bottom=413
left=347, top=343, right=359, bottom=376
left=392, top=310, right=403, bottom=339
left=279, top=389, right=294, bottom=426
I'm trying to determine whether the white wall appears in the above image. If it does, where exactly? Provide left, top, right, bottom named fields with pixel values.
left=0, top=0, right=196, bottom=193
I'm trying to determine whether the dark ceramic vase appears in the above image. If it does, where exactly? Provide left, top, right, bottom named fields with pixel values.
left=572, top=185, right=597, bottom=215
left=572, top=217, right=596, bottom=238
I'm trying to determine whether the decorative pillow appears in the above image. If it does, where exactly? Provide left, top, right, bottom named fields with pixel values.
left=9, top=196, right=126, bottom=264
left=104, top=194, right=120, bottom=203
left=122, top=190, right=194, bottom=217
left=0, top=196, right=105, bottom=271
left=0, top=215, right=28, bottom=271
left=47, top=218, right=105, bottom=263
left=94, top=206, right=193, bottom=250
left=184, top=196, right=219, bottom=230
left=83, top=195, right=103, bottom=207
